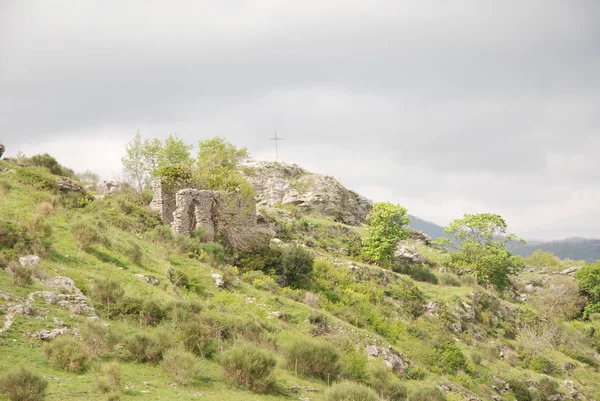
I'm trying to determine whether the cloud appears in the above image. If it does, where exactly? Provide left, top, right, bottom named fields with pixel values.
left=1, top=0, right=599, bottom=239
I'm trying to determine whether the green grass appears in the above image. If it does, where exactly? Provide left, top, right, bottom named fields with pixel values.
left=2, top=159, right=600, bottom=400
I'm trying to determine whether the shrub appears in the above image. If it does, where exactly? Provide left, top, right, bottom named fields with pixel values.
left=434, top=344, right=469, bottom=375
left=16, top=167, right=58, bottom=191
left=392, top=264, right=438, bottom=284
left=198, top=242, right=224, bottom=266
left=280, top=245, right=314, bottom=288
left=92, top=277, right=125, bottom=316
left=161, top=348, right=200, bottom=385
left=324, top=381, right=380, bottom=401
left=126, top=328, right=174, bottom=363
left=285, top=338, right=341, bottom=380
left=509, top=380, right=533, bottom=401
left=148, top=225, right=173, bottom=243
left=341, top=352, right=369, bottom=382
left=124, top=240, right=143, bottom=264
left=0, top=221, right=29, bottom=250
left=44, top=336, right=91, bottom=373
left=369, top=364, right=407, bottom=400
left=528, top=355, right=556, bottom=375
left=139, top=299, right=167, bottom=326
left=241, top=270, right=279, bottom=292
left=36, top=202, right=55, bottom=217
left=537, top=377, right=561, bottom=400
left=27, top=153, right=74, bottom=177
left=25, top=214, right=53, bottom=256
left=179, top=318, right=219, bottom=359
left=437, top=272, right=461, bottom=286
left=0, top=367, right=48, bottom=401
left=80, top=320, right=119, bottom=357
left=405, top=365, right=427, bottom=380
left=94, top=362, right=121, bottom=400
left=409, top=387, right=446, bottom=401
left=71, top=220, right=105, bottom=250
left=0, top=180, right=10, bottom=195
left=8, top=262, right=33, bottom=286
left=220, top=343, right=277, bottom=393
left=167, top=268, right=192, bottom=290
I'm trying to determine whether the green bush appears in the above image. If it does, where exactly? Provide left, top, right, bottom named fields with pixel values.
left=434, top=344, right=470, bottom=375
left=80, top=320, right=120, bottom=357
left=285, top=338, right=341, bottom=380
left=281, top=245, right=314, bottom=288
left=324, top=381, right=380, bottom=401
left=220, top=343, right=277, bottom=393
left=148, top=225, right=174, bottom=243
left=528, top=355, right=556, bottom=375
left=8, top=262, right=33, bottom=286
left=139, top=299, right=167, bottom=326
left=405, top=365, right=427, bottom=380
left=71, top=220, right=106, bottom=250
left=92, top=277, right=125, bottom=315
left=0, top=221, right=29, bottom=250
left=44, top=336, right=91, bottom=373
left=437, top=272, right=461, bottom=286
left=161, top=348, right=200, bottom=385
left=179, top=318, right=220, bottom=359
left=167, top=268, right=192, bottom=290
left=369, top=364, right=407, bottom=400
left=94, top=362, right=121, bottom=401
left=537, top=377, right=561, bottom=400
left=341, top=352, right=369, bottom=382
left=198, top=242, right=224, bottom=266
left=392, top=264, right=438, bottom=284
left=124, top=240, right=143, bottom=264
left=126, top=328, right=174, bottom=363
left=16, top=167, right=58, bottom=191
left=0, top=367, right=48, bottom=401
left=409, top=387, right=446, bottom=401
left=27, top=154, right=74, bottom=177
left=509, top=380, right=533, bottom=401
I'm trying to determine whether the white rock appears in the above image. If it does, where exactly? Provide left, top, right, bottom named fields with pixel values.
left=19, top=255, right=41, bottom=267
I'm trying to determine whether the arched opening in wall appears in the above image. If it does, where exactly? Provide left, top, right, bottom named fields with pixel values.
left=188, top=201, right=199, bottom=234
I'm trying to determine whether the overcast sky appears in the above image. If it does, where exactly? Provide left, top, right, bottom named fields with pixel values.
left=1, top=1, right=599, bottom=240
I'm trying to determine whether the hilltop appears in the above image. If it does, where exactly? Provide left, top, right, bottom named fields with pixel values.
left=1, top=154, right=600, bottom=401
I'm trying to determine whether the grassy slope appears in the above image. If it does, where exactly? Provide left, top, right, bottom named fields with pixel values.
left=1, top=160, right=600, bottom=401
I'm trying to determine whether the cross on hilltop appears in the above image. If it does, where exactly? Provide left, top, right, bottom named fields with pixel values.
left=269, top=131, right=283, bottom=160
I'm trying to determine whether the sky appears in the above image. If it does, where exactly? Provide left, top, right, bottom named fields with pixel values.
left=1, top=1, right=599, bottom=240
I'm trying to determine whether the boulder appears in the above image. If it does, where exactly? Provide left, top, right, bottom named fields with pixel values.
left=243, top=161, right=372, bottom=226
left=409, top=229, right=432, bottom=246
left=19, top=255, right=41, bottom=267
left=393, top=241, right=424, bottom=264
left=97, top=180, right=121, bottom=195
left=56, top=177, right=85, bottom=193
left=135, top=274, right=160, bottom=286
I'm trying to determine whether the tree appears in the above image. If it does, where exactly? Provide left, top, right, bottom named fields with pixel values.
left=121, top=131, right=147, bottom=192
left=157, top=134, right=193, bottom=170
left=445, top=213, right=523, bottom=291
left=532, top=276, right=585, bottom=321
left=361, top=202, right=410, bottom=265
left=195, top=137, right=250, bottom=193
left=122, top=132, right=194, bottom=192
left=575, top=261, right=600, bottom=318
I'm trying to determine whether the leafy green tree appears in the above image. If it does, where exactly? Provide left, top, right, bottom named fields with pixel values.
left=122, top=131, right=147, bottom=192
left=575, top=261, right=600, bottom=318
left=195, top=137, right=250, bottom=193
left=445, top=213, right=523, bottom=291
left=158, top=134, right=193, bottom=170
left=362, top=202, right=410, bottom=265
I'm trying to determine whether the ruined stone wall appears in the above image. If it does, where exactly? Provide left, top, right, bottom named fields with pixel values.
left=150, top=180, right=257, bottom=241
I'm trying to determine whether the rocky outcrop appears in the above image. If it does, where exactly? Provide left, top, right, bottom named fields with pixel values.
left=56, top=177, right=85, bottom=193
left=97, top=180, right=122, bottom=195
left=409, top=229, right=433, bottom=246
left=393, top=241, right=425, bottom=264
left=243, top=161, right=372, bottom=226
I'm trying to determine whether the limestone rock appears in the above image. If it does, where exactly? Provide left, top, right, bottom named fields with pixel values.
left=56, top=177, right=85, bottom=193
left=393, top=241, right=424, bottom=264
left=135, top=274, right=160, bottom=286
left=365, top=344, right=379, bottom=357
left=559, top=266, right=581, bottom=275
left=409, top=229, right=432, bottom=246
left=19, top=255, right=41, bottom=267
left=244, top=161, right=372, bottom=226
left=97, top=180, right=121, bottom=195
left=212, top=273, right=224, bottom=288
left=32, top=327, right=77, bottom=341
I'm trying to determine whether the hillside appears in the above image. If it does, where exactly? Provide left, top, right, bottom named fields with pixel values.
left=1, top=156, right=600, bottom=401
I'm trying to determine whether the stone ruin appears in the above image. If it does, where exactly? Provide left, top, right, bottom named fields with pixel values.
left=150, top=180, right=258, bottom=242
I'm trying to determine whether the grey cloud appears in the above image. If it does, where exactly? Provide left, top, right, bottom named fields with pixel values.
left=1, top=0, right=599, bottom=239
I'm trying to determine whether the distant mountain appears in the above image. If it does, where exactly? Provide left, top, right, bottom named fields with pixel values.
left=509, top=238, right=600, bottom=263
left=407, top=216, right=600, bottom=263
left=408, top=215, right=451, bottom=240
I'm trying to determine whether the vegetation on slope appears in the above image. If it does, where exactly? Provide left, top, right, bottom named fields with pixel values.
left=1, top=152, right=600, bottom=401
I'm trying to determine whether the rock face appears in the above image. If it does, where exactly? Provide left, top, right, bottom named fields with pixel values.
left=97, top=180, right=121, bottom=195
left=56, top=177, right=85, bottom=193
left=393, top=241, right=425, bottom=264
left=409, top=229, right=432, bottom=246
left=243, top=161, right=372, bottom=226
